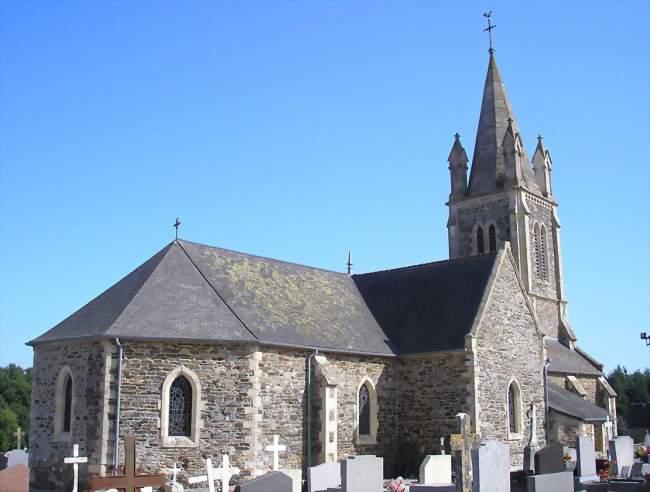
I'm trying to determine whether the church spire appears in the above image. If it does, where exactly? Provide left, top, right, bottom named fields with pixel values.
left=467, top=53, right=540, bottom=195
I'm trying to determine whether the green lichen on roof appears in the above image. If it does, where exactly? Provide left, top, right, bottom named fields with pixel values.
left=179, top=240, right=392, bottom=353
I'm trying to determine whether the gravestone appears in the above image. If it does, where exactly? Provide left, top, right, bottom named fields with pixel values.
left=410, top=485, right=455, bottom=492
left=341, top=455, right=383, bottom=492
left=450, top=413, right=481, bottom=492
left=575, top=436, right=599, bottom=484
left=524, top=471, right=573, bottom=492
left=630, top=462, right=643, bottom=478
left=419, top=455, right=452, bottom=484
left=534, top=442, right=565, bottom=475
left=608, top=436, right=634, bottom=477
left=471, top=440, right=510, bottom=492
left=279, top=468, right=301, bottom=492
left=235, top=471, right=292, bottom=492
left=308, top=462, right=340, bottom=492
left=4, top=449, right=28, bottom=468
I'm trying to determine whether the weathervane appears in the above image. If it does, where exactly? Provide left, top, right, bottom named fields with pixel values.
left=483, top=11, right=496, bottom=54
left=173, top=217, right=181, bottom=239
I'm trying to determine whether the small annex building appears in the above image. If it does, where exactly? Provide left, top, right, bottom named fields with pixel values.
left=27, top=50, right=615, bottom=491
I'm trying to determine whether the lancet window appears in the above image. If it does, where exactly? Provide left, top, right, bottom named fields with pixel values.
left=169, top=376, right=192, bottom=437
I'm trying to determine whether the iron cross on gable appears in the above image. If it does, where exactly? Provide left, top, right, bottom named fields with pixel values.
left=483, top=11, right=496, bottom=53
left=173, top=217, right=181, bottom=239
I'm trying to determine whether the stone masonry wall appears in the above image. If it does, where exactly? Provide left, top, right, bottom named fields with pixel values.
left=453, top=195, right=511, bottom=258
left=399, top=352, right=471, bottom=476
left=29, top=341, right=107, bottom=491
left=548, top=410, right=593, bottom=446
left=475, top=253, right=546, bottom=468
left=116, top=341, right=257, bottom=486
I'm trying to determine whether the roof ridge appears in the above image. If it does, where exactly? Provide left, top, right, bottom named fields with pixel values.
left=108, top=242, right=175, bottom=333
left=177, top=238, right=350, bottom=277
left=353, top=252, right=497, bottom=277
left=175, top=240, right=260, bottom=342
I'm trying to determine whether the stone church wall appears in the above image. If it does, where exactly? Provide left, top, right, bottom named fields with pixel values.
left=116, top=341, right=258, bottom=479
left=531, top=297, right=560, bottom=338
left=398, top=352, right=471, bottom=474
left=29, top=341, right=107, bottom=491
left=474, top=254, right=546, bottom=468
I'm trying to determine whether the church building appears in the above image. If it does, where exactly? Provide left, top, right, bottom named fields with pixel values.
left=27, top=49, right=615, bottom=490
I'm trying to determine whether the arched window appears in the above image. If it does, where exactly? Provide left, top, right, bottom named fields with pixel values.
left=356, top=377, right=378, bottom=444
left=63, top=374, right=73, bottom=433
left=161, top=366, right=201, bottom=447
left=169, top=376, right=192, bottom=437
left=488, top=224, right=497, bottom=252
left=476, top=226, right=485, bottom=254
left=358, top=384, right=370, bottom=436
left=507, top=380, right=522, bottom=438
left=54, top=366, right=74, bottom=441
left=540, top=225, right=548, bottom=281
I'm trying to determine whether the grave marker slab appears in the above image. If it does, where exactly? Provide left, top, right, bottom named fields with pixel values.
left=419, top=455, right=452, bottom=485
left=279, top=468, right=302, bottom=492
left=534, top=442, right=565, bottom=475
left=575, top=436, right=599, bottom=484
left=471, top=440, right=510, bottom=492
left=341, top=455, right=383, bottom=492
left=308, top=462, right=340, bottom=492
left=608, top=436, right=634, bottom=477
left=3, top=449, right=28, bottom=468
left=524, top=471, right=573, bottom=492
left=410, top=485, right=456, bottom=492
left=235, top=471, right=292, bottom=492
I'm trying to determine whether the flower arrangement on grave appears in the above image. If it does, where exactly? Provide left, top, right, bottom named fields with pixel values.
left=634, top=446, right=649, bottom=460
left=562, top=453, right=572, bottom=462
left=386, top=476, right=407, bottom=492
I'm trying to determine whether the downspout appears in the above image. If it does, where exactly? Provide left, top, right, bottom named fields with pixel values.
left=543, top=359, right=551, bottom=442
left=306, top=349, right=318, bottom=469
left=113, top=338, right=123, bottom=472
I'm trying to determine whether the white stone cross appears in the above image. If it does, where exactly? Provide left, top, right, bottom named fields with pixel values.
left=188, top=455, right=240, bottom=492
left=63, top=444, right=88, bottom=492
left=265, top=434, right=286, bottom=471
left=440, top=437, right=445, bottom=455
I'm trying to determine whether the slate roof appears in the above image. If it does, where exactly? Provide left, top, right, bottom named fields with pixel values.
left=546, top=339, right=603, bottom=376
left=468, top=53, right=541, bottom=196
left=353, top=254, right=497, bottom=354
left=548, top=383, right=609, bottom=422
left=29, top=240, right=499, bottom=356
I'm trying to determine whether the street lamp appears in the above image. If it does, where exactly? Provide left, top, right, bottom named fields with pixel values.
left=641, top=332, right=650, bottom=347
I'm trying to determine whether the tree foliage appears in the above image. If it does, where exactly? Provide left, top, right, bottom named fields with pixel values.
left=607, top=365, right=650, bottom=430
left=0, top=364, right=31, bottom=452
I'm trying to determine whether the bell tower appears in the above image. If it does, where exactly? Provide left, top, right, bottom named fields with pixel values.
left=444, top=51, right=575, bottom=344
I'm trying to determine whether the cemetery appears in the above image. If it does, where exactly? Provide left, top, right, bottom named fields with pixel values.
left=3, top=415, right=650, bottom=491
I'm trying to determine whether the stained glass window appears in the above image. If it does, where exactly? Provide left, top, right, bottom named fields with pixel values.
left=359, top=384, right=370, bottom=436
left=169, top=376, right=192, bottom=437
left=508, top=383, right=517, bottom=434
left=63, top=375, right=72, bottom=433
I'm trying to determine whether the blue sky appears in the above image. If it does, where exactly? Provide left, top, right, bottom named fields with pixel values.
left=0, top=1, right=648, bottom=371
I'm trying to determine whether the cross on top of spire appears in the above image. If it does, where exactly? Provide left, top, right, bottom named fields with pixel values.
left=483, top=11, right=496, bottom=54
